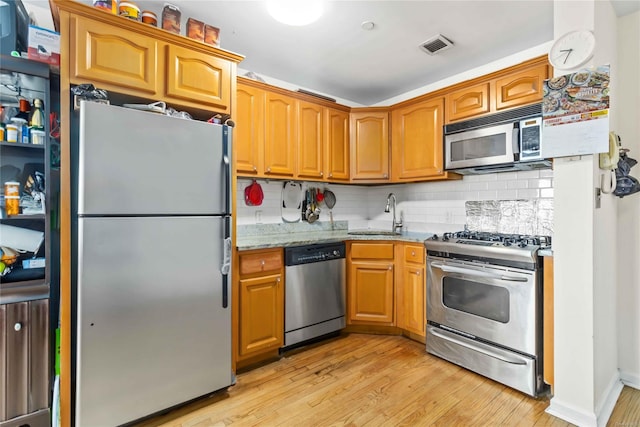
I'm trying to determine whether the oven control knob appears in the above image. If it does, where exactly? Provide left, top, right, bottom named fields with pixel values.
left=504, top=241, right=512, bottom=247
left=518, top=241, right=527, bottom=248
left=442, top=235, right=449, bottom=241
left=333, top=250, right=340, bottom=256
left=431, top=234, right=439, bottom=240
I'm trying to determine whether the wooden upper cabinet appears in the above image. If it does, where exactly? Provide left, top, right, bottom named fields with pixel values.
left=325, top=107, right=350, bottom=181
left=60, top=1, right=241, bottom=116
left=71, top=16, right=158, bottom=94
left=446, top=82, right=490, bottom=122
left=495, top=63, right=549, bottom=111
left=445, top=56, right=550, bottom=123
left=296, top=100, right=324, bottom=180
left=391, top=97, right=445, bottom=181
left=264, top=92, right=296, bottom=177
left=350, top=109, right=390, bottom=182
left=165, top=45, right=232, bottom=113
left=235, top=83, right=264, bottom=175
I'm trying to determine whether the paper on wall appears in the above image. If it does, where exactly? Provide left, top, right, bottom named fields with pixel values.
left=541, top=64, right=610, bottom=158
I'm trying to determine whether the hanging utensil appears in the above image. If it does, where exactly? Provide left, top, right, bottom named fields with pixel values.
left=323, top=189, right=337, bottom=227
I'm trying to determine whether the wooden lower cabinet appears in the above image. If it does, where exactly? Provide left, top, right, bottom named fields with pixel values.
left=347, top=242, right=395, bottom=325
left=236, top=248, right=284, bottom=364
left=0, top=299, right=49, bottom=423
left=347, top=241, right=426, bottom=340
left=396, top=244, right=426, bottom=337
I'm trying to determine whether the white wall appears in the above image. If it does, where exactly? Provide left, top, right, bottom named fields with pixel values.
left=237, top=170, right=553, bottom=234
left=616, top=9, right=640, bottom=389
left=546, top=1, right=624, bottom=426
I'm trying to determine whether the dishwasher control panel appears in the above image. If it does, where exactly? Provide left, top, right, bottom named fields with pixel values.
left=285, top=242, right=346, bottom=265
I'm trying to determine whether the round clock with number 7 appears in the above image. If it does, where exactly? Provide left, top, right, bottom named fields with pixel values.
left=548, top=30, right=596, bottom=70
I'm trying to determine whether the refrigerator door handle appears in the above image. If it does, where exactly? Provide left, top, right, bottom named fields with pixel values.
left=221, top=236, right=231, bottom=308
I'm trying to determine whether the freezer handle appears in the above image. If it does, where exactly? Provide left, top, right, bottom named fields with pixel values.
left=223, top=126, right=232, bottom=214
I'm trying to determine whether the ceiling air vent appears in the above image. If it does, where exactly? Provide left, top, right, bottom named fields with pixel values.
left=419, top=34, right=454, bottom=55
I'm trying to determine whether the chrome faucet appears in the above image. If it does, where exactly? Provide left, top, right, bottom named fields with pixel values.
left=384, top=193, right=403, bottom=233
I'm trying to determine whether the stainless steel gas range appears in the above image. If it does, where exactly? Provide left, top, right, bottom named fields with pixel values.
left=425, top=230, right=551, bottom=397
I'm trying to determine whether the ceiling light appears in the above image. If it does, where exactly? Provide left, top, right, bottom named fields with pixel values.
left=266, top=0, right=324, bottom=26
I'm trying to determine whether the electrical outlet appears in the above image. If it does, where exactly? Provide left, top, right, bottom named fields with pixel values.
left=255, top=210, right=263, bottom=223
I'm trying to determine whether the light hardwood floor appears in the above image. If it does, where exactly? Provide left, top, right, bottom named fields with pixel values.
left=136, top=334, right=640, bottom=427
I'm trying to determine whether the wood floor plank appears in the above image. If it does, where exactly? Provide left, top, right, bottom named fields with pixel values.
left=135, top=333, right=639, bottom=427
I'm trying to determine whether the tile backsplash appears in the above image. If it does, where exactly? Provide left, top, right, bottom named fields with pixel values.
left=236, top=168, right=554, bottom=235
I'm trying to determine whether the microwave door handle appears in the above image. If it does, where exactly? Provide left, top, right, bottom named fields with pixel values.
left=512, top=127, right=520, bottom=155
left=429, top=327, right=529, bottom=365
left=430, top=262, right=528, bottom=282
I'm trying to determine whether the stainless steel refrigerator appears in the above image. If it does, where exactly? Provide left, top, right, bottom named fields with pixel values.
left=73, top=102, right=233, bottom=426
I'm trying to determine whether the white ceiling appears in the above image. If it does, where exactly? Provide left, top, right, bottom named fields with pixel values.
left=30, top=1, right=640, bottom=105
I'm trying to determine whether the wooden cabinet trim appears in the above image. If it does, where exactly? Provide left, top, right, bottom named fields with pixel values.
left=238, top=76, right=350, bottom=111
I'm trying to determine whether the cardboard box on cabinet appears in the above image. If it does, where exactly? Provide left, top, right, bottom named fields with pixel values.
left=27, top=25, right=60, bottom=66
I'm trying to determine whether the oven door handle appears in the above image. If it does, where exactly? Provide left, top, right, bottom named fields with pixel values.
left=430, top=262, right=528, bottom=282
left=430, top=327, right=529, bottom=365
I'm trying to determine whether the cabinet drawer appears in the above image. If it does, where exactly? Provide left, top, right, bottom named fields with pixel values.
left=350, top=243, right=394, bottom=260
left=239, top=250, right=283, bottom=276
left=404, top=244, right=424, bottom=264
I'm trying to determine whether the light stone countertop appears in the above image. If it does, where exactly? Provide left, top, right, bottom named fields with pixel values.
left=236, top=221, right=433, bottom=250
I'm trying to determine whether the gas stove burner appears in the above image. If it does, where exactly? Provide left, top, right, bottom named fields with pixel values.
left=434, top=231, right=551, bottom=248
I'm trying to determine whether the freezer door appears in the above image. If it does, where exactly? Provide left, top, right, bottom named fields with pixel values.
left=75, top=216, right=232, bottom=427
left=78, top=102, right=231, bottom=215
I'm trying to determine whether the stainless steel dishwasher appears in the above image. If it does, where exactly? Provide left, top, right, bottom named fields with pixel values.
left=284, top=242, right=346, bottom=348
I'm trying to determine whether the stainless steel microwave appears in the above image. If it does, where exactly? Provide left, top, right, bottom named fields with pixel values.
left=444, top=104, right=551, bottom=175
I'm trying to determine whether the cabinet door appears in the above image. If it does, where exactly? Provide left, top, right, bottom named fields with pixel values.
left=235, top=84, right=264, bottom=175
left=325, top=108, right=350, bottom=181
left=495, top=64, right=549, bottom=111
left=399, top=265, right=425, bottom=336
left=391, top=97, right=444, bottom=180
left=239, top=274, right=283, bottom=357
left=350, top=111, right=389, bottom=181
left=71, top=16, right=158, bottom=94
left=348, top=261, right=394, bottom=324
left=296, top=100, right=324, bottom=180
left=5, top=302, right=28, bottom=419
left=264, top=92, right=296, bottom=177
left=446, top=82, right=490, bottom=122
left=165, top=45, right=232, bottom=114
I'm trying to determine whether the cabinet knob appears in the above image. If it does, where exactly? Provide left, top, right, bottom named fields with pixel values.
left=329, top=173, right=333, bottom=178
left=388, top=265, right=393, bottom=270
left=261, top=260, right=265, bottom=266
left=320, top=172, right=323, bottom=177
left=266, top=167, right=271, bottom=173
left=411, top=251, right=415, bottom=256
left=253, top=165, right=257, bottom=172
left=276, top=277, right=281, bottom=282
left=14, top=323, right=22, bottom=331
left=416, top=271, right=421, bottom=276
left=383, top=174, right=388, bottom=179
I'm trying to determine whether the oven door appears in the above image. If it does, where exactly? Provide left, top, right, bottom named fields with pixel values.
left=426, top=255, right=538, bottom=356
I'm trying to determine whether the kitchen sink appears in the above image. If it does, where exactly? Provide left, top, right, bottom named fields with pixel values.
left=347, top=230, right=402, bottom=236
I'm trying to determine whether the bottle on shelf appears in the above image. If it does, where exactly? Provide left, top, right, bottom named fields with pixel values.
left=15, top=99, right=30, bottom=143
left=29, top=98, right=45, bottom=130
